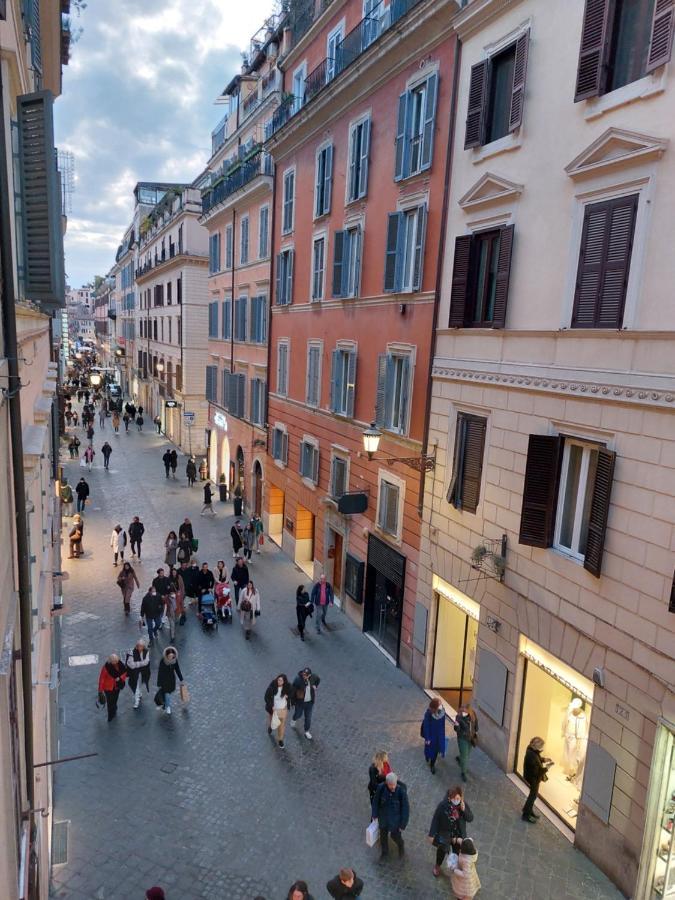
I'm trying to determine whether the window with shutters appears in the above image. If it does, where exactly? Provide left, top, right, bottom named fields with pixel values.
left=306, top=342, right=322, bottom=408
left=332, top=226, right=362, bottom=299
left=205, top=365, right=218, bottom=402
left=312, top=236, right=326, bottom=301
left=383, top=205, right=427, bottom=294
left=225, top=371, right=247, bottom=418
left=177, top=276, right=182, bottom=303
left=277, top=340, right=289, bottom=396
left=250, top=378, right=266, bottom=426
left=259, top=205, right=270, bottom=258
left=250, top=295, right=267, bottom=344
left=221, top=297, right=232, bottom=339
left=208, top=301, right=219, bottom=338
left=464, top=31, right=530, bottom=149
left=448, top=225, right=514, bottom=328
left=519, top=433, right=615, bottom=576
left=300, top=439, right=320, bottom=484
left=234, top=296, right=247, bottom=342
left=375, top=350, right=413, bottom=435
left=276, top=249, right=294, bottom=305
left=272, top=426, right=289, bottom=465
left=167, top=281, right=172, bottom=305
left=377, top=477, right=402, bottom=538
left=209, top=233, right=221, bottom=274
left=240, top=215, right=249, bottom=265
left=330, top=345, right=357, bottom=417
left=447, top=413, right=487, bottom=514
left=225, top=225, right=233, bottom=269
left=395, top=72, right=438, bottom=180
left=314, top=144, right=333, bottom=218
left=571, top=194, right=638, bottom=329
left=574, top=0, right=671, bottom=101
left=347, top=117, right=371, bottom=202
left=330, top=454, right=348, bottom=500
left=282, top=169, right=295, bottom=234
left=221, top=367, right=230, bottom=406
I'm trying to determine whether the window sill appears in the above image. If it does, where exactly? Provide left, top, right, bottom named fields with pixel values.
left=551, top=545, right=585, bottom=566
left=273, top=458, right=286, bottom=470
left=374, top=525, right=402, bottom=546
left=471, top=131, right=522, bottom=164
left=584, top=69, right=667, bottom=121
left=301, top=477, right=317, bottom=490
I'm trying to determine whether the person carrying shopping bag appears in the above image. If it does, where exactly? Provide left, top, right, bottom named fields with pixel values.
left=155, top=646, right=184, bottom=716
left=238, top=580, right=260, bottom=640
left=125, top=639, right=151, bottom=709
left=428, top=785, right=474, bottom=877
left=449, top=837, right=481, bottom=900
left=264, top=673, right=292, bottom=749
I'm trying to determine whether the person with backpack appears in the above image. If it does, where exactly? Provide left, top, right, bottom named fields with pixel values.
left=371, top=772, right=409, bottom=860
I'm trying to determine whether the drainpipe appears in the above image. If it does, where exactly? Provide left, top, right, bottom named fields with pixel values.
left=0, top=63, right=35, bottom=810
left=417, top=36, right=462, bottom=517
left=264, top=162, right=277, bottom=455
left=230, top=209, right=236, bottom=374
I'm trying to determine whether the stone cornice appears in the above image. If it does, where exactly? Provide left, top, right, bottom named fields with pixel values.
left=135, top=252, right=208, bottom=284
left=453, top=0, right=525, bottom=41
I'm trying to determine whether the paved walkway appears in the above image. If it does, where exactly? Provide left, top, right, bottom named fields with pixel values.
left=50, top=411, right=624, bottom=899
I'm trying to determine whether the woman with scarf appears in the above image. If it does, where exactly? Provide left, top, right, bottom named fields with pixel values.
left=97, top=654, right=127, bottom=722
left=156, top=646, right=184, bottom=716
left=116, top=561, right=140, bottom=615
left=421, top=697, right=446, bottom=774
left=427, top=785, right=474, bottom=877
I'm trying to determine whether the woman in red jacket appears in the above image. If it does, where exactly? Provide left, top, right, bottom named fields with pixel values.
left=98, top=654, right=127, bottom=721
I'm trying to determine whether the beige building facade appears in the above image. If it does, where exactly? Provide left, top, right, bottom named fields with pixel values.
left=416, top=0, right=675, bottom=897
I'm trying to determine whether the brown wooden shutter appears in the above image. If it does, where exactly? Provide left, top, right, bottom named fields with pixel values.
left=449, top=235, right=473, bottom=327
left=647, top=0, right=675, bottom=72
left=492, top=225, right=514, bottom=329
left=519, top=435, right=562, bottom=547
left=509, top=31, right=530, bottom=132
left=460, top=416, right=487, bottom=513
left=464, top=59, right=489, bottom=149
left=583, top=447, right=615, bottom=576
left=574, top=0, right=612, bottom=101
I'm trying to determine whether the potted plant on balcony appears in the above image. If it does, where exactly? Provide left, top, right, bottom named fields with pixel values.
left=218, top=472, right=228, bottom=503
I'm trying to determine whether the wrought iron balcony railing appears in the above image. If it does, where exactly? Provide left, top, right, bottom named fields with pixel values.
left=201, top=151, right=274, bottom=214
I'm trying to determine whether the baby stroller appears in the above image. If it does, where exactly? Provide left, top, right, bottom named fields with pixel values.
left=214, top=581, right=232, bottom=623
left=198, top=591, right=218, bottom=631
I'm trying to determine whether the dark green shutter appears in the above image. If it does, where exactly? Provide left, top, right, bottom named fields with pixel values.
left=519, top=435, right=563, bottom=547
left=583, top=447, right=615, bottom=577
left=333, top=230, right=346, bottom=297
left=574, top=0, right=612, bottom=101
left=421, top=73, right=438, bottom=171
left=384, top=212, right=402, bottom=293
left=492, top=225, right=514, bottom=329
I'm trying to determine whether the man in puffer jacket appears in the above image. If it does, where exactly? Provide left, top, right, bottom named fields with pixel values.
left=371, top=772, right=409, bottom=860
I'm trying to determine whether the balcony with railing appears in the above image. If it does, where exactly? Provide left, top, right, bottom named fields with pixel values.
left=266, top=0, right=425, bottom=140
left=201, top=151, right=274, bottom=215
left=211, top=114, right=229, bottom=156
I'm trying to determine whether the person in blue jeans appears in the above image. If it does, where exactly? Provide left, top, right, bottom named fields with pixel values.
left=140, top=587, right=164, bottom=645
left=310, top=574, right=334, bottom=633
left=290, top=667, right=320, bottom=740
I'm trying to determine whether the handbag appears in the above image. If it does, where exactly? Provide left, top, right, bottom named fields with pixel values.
left=270, top=710, right=281, bottom=730
left=258, top=534, right=264, bottom=546
left=191, top=538, right=199, bottom=551
left=366, top=820, right=380, bottom=847
left=179, top=683, right=190, bottom=703
left=254, top=609, right=260, bottom=617
left=97, top=691, right=106, bottom=708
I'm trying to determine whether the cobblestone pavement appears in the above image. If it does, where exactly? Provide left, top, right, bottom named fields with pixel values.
left=50, top=413, right=624, bottom=900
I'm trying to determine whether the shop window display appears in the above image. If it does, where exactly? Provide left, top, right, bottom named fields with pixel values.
left=516, top=657, right=592, bottom=829
left=638, top=724, right=675, bottom=899
left=432, top=585, right=479, bottom=711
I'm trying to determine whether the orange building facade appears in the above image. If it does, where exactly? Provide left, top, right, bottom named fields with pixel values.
left=263, top=0, right=459, bottom=673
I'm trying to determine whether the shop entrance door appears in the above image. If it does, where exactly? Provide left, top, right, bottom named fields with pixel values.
left=331, top=531, right=343, bottom=599
left=432, top=592, right=478, bottom=710
left=294, top=505, right=314, bottom=578
left=364, top=534, right=406, bottom=664
left=252, top=461, right=263, bottom=516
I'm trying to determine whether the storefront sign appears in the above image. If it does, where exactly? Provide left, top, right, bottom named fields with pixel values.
left=165, top=400, right=178, bottom=409
left=432, top=575, right=480, bottom=621
left=521, top=644, right=594, bottom=703
left=213, top=412, right=228, bottom=431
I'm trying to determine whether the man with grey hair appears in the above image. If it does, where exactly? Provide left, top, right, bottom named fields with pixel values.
left=371, top=772, right=409, bottom=859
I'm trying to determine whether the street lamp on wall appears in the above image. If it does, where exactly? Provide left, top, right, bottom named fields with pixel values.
left=361, top=422, right=437, bottom=473
left=89, top=373, right=102, bottom=387
left=362, top=424, right=382, bottom=460
left=156, top=361, right=164, bottom=374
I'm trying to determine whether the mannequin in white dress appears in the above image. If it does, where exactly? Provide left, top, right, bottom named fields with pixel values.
left=562, top=697, right=588, bottom=783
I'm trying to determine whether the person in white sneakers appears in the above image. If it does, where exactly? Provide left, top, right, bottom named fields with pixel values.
left=291, top=667, right=320, bottom=740
left=156, top=646, right=183, bottom=715
left=110, top=524, right=127, bottom=566
left=125, top=639, right=150, bottom=709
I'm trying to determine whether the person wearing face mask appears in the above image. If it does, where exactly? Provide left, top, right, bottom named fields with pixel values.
left=454, top=703, right=479, bottom=782
left=427, top=785, right=474, bottom=877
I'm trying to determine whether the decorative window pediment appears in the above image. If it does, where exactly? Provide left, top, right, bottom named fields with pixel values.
left=565, top=127, right=668, bottom=179
left=458, top=172, right=524, bottom=210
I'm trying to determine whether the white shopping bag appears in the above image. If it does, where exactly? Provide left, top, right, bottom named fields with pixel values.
left=79, top=457, right=87, bottom=468
left=270, top=711, right=281, bottom=730
left=366, top=820, right=380, bottom=847
left=444, top=851, right=459, bottom=871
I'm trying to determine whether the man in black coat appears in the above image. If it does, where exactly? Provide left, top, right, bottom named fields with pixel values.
left=291, top=667, right=320, bottom=740
left=162, top=449, right=172, bottom=477
left=230, top=520, right=243, bottom=558
left=75, top=477, right=89, bottom=512
left=371, top=773, right=409, bottom=859
left=326, top=868, right=364, bottom=898
left=197, top=562, right=215, bottom=597
left=181, top=561, right=200, bottom=605
left=522, top=737, right=550, bottom=822
left=152, top=567, right=172, bottom=599
left=230, top=556, right=249, bottom=605
left=128, top=516, right=145, bottom=559
left=140, top=588, right=164, bottom=644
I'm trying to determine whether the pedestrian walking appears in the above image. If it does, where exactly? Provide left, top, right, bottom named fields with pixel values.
left=287, top=882, right=314, bottom=900
left=138, top=405, right=144, bottom=417
left=201, top=481, right=216, bottom=516
left=165, top=591, right=178, bottom=641
left=449, top=838, right=481, bottom=899
left=112, top=411, right=120, bottom=433
left=230, top=556, right=249, bottom=606
left=326, top=869, right=364, bottom=899
left=152, top=567, right=173, bottom=604
left=72, top=409, right=79, bottom=427
left=197, top=561, right=215, bottom=597
left=310, top=573, right=334, bottom=634
left=215, top=560, right=229, bottom=583
left=140, top=587, right=164, bottom=644
left=60, top=479, right=74, bottom=517
left=177, top=535, right=192, bottom=565
left=156, top=646, right=184, bottom=716
left=86, top=424, right=95, bottom=443
left=123, top=412, right=130, bottom=432
left=129, top=516, right=145, bottom=559
left=75, top=477, right=89, bottom=512
left=97, top=654, right=127, bottom=722
left=65, top=408, right=73, bottom=427
left=68, top=436, right=80, bottom=458
left=83, top=445, right=95, bottom=471
left=521, top=736, right=552, bottom=823
left=264, top=673, right=292, bottom=748
left=242, top=520, right=255, bottom=560
left=454, top=704, right=479, bottom=782
left=164, top=531, right=178, bottom=566
left=428, top=785, right=474, bottom=876
left=101, top=440, right=112, bottom=470
left=368, top=750, right=392, bottom=802
left=110, top=524, right=127, bottom=566
left=162, top=449, right=172, bottom=477
left=169, top=449, right=177, bottom=478
left=371, top=773, right=409, bottom=859
left=136, top=414, right=144, bottom=431
left=154, top=415, right=162, bottom=434
left=99, top=408, right=106, bottom=428
left=174, top=562, right=187, bottom=623
left=295, top=585, right=313, bottom=642
left=186, top=456, right=197, bottom=487
left=116, top=561, right=139, bottom=615
left=252, top=514, right=264, bottom=553
left=422, top=697, right=446, bottom=775
left=178, top=517, right=194, bottom=543
left=237, top=580, right=260, bottom=639
left=291, top=667, right=320, bottom=740
left=68, top=518, right=83, bottom=558
left=125, top=639, right=151, bottom=708
left=230, top=520, right=244, bottom=558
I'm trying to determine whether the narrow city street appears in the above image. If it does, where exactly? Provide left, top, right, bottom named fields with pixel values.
left=50, top=419, right=623, bottom=900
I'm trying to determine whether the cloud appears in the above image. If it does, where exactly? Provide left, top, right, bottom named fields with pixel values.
left=57, top=0, right=275, bottom=286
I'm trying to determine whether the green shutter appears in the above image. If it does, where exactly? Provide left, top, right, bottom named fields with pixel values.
left=420, top=73, right=438, bottom=171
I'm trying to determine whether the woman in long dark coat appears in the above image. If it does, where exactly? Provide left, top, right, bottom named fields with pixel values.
left=421, top=697, right=446, bottom=774
left=156, top=646, right=184, bottom=716
left=295, top=584, right=312, bottom=642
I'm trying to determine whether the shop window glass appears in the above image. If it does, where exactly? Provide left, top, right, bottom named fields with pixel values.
left=432, top=591, right=478, bottom=711
left=640, top=725, right=675, bottom=900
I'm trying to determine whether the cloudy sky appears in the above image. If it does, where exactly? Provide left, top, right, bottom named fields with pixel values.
left=56, top=0, right=275, bottom=288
